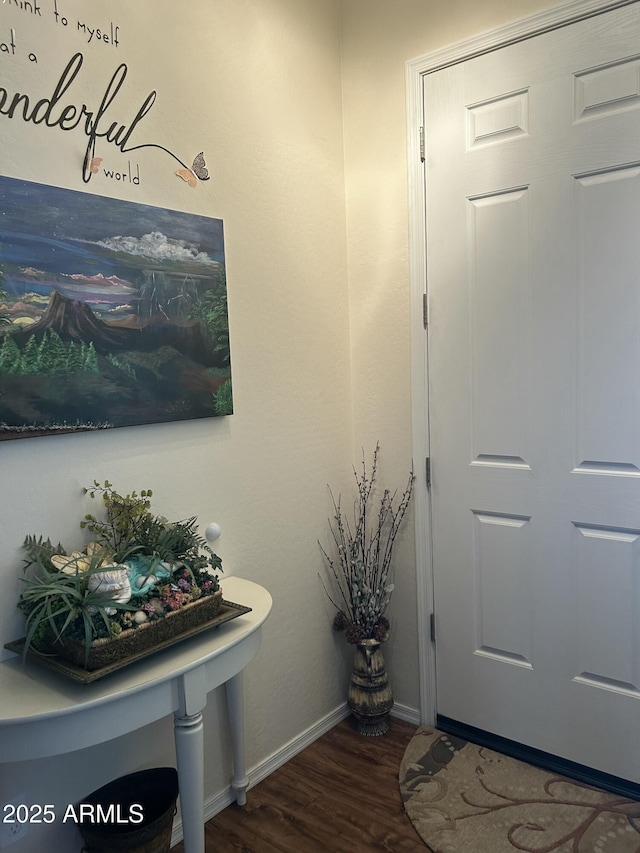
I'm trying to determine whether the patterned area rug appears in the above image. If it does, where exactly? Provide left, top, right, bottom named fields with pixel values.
left=399, top=727, right=640, bottom=853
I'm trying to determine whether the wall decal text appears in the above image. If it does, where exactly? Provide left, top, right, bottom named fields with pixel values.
left=1, top=1, right=210, bottom=188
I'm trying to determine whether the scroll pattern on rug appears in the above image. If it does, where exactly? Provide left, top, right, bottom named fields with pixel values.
left=399, top=727, right=640, bottom=853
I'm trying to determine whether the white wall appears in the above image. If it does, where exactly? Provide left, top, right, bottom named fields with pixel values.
left=0, top=0, right=569, bottom=848
left=0, top=2, right=353, bottom=849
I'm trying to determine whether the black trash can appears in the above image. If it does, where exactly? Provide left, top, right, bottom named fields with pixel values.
left=78, top=767, right=178, bottom=853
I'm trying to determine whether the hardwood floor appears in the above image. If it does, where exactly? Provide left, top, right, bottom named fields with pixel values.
left=173, top=716, right=428, bottom=852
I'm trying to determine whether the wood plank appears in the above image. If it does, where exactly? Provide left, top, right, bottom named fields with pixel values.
left=172, top=717, right=430, bottom=851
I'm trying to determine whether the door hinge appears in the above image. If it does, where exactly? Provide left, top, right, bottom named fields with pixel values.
left=430, top=612, right=436, bottom=643
left=425, top=456, right=431, bottom=488
left=419, top=126, right=425, bottom=162
left=423, top=292, right=428, bottom=329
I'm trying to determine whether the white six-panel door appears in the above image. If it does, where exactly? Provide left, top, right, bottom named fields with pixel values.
left=425, top=2, right=640, bottom=780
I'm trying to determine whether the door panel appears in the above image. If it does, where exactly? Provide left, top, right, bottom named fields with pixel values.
left=425, top=2, right=640, bottom=780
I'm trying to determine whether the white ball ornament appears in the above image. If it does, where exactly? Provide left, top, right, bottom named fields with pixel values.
left=205, top=522, right=222, bottom=542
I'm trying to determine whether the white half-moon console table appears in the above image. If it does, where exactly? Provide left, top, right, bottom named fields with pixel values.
left=0, top=576, right=272, bottom=853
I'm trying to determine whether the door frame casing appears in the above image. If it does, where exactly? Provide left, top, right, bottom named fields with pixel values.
left=405, top=0, right=638, bottom=726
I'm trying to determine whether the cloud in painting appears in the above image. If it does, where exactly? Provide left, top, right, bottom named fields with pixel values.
left=96, top=231, right=215, bottom=266
left=62, top=272, right=136, bottom=292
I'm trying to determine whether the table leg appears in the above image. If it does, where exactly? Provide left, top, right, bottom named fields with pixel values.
left=174, top=710, right=205, bottom=853
left=225, top=672, right=248, bottom=805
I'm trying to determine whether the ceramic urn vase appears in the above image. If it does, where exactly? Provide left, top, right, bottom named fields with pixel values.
left=347, top=638, right=393, bottom=736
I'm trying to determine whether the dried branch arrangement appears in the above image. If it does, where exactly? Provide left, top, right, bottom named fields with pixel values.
left=319, top=444, right=414, bottom=643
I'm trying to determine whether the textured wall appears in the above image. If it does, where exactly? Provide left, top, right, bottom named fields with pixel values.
left=0, top=2, right=351, bottom=849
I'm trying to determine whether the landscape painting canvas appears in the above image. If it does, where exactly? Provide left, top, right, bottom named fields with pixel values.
left=0, top=176, right=232, bottom=441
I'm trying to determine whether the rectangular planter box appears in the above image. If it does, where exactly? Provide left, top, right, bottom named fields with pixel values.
left=5, top=590, right=254, bottom=683
left=54, top=589, right=224, bottom=670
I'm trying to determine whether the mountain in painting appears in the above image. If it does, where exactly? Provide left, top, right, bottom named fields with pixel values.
left=26, top=290, right=131, bottom=349
left=18, top=291, right=217, bottom=366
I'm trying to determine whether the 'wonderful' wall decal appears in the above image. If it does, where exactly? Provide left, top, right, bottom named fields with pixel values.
left=1, top=1, right=209, bottom=188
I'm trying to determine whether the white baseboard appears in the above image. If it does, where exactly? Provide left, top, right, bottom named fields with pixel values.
left=390, top=702, right=421, bottom=726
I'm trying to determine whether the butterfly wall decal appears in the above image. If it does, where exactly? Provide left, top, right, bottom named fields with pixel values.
left=176, top=152, right=210, bottom=188
left=89, top=157, right=103, bottom=174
